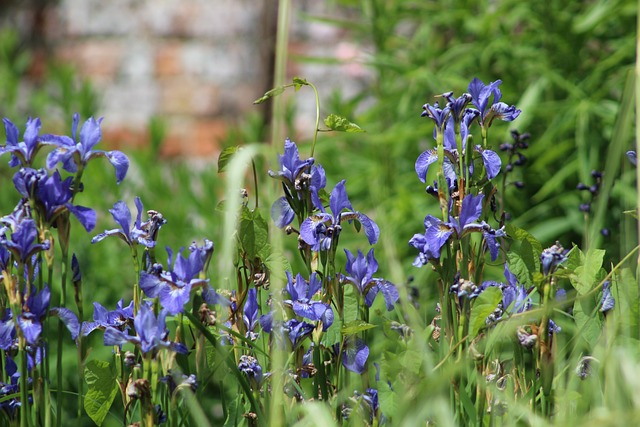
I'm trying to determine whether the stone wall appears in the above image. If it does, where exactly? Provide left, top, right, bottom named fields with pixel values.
left=5, top=1, right=372, bottom=157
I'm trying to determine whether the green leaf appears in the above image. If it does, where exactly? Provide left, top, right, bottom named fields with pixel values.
left=323, top=113, right=365, bottom=133
left=342, top=286, right=359, bottom=324
left=378, top=378, right=397, bottom=419
left=84, top=359, right=118, bottom=426
left=321, top=316, right=342, bottom=347
left=469, top=287, right=502, bottom=338
left=253, top=85, right=286, bottom=104
left=238, top=207, right=268, bottom=260
left=570, top=248, right=605, bottom=294
left=292, top=76, right=309, bottom=91
left=612, top=268, right=639, bottom=337
left=341, top=319, right=377, bottom=336
left=573, top=297, right=602, bottom=349
left=262, top=249, right=292, bottom=281
left=217, top=145, right=240, bottom=173
left=506, top=251, right=532, bottom=288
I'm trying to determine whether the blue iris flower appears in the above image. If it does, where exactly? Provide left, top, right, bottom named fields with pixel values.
left=243, top=288, right=260, bottom=340
left=42, top=113, right=129, bottom=184
left=0, top=219, right=50, bottom=264
left=92, top=197, right=165, bottom=248
left=139, top=246, right=209, bottom=315
left=342, top=249, right=399, bottom=311
left=104, top=304, right=188, bottom=355
left=0, top=117, right=44, bottom=167
left=81, top=299, right=134, bottom=336
left=468, top=78, right=521, bottom=127
left=409, top=194, right=505, bottom=265
left=283, top=271, right=334, bottom=330
left=600, top=281, right=615, bottom=313
left=269, top=138, right=326, bottom=228
left=336, top=337, right=369, bottom=374
left=300, top=180, right=379, bottom=251
left=13, top=168, right=96, bottom=232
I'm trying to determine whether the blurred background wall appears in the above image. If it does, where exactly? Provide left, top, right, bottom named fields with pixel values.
left=0, top=0, right=368, bottom=157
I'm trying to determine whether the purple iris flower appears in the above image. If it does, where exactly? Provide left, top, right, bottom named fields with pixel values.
left=468, top=78, right=521, bottom=128
left=139, top=246, right=209, bottom=315
left=283, top=271, right=334, bottom=330
left=269, top=138, right=326, bottom=228
left=300, top=180, right=379, bottom=251
left=16, top=286, right=80, bottom=345
left=104, top=304, right=188, bottom=355
left=416, top=114, right=501, bottom=183
left=421, top=102, right=450, bottom=134
left=243, top=288, right=260, bottom=340
left=0, top=311, right=16, bottom=351
left=600, top=281, right=615, bottom=313
left=343, top=249, right=399, bottom=311
left=259, top=315, right=314, bottom=349
left=13, top=168, right=96, bottom=232
left=442, top=92, right=473, bottom=124
left=409, top=194, right=504, bottom=266
left=92, top=197, right=165, bottom=248
left=81, top=299, right=134, bottom=336
left=337, top=337, right=369, bottom=374
left=540, top=242, right=568, bottom=276
left=238, top=354, right=264, bottom=387
left=42, top=113, right=129, bottom=184
left=0, top=219, right=50, bottom=264
left=0, top=117, right=44, bottom=167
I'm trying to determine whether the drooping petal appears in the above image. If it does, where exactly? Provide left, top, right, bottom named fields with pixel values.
left=415, top=149, right=438, bottom=183
left=271, top=197, right=295, bottom=228
left=109, top=201, right=132, bottom=239
left=357, top=213, right=380, bottom=245
left=50, top=307, right=80, bottom=341
left=106, top=150, right=130, bottom=184
left=342, top=337, right=369, bottom=374
left=299, top=213, right=332, bottom=246
left=139, top=271, right=164, bottom=298
left=376, top=279, right=399, bottom=311
left=66, top=204, right=97, bottom=232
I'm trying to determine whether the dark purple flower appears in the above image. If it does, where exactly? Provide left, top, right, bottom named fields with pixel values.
left=540, top=242, right=568, bottom=276
left=0, top=117, right=43, bottom=167
left=340, top=337, right=369, bottom=374
left=283, top=272, right=334, bottom=330
left=421, top=102, right=450, bottom=134
left=139, top=246, right=209, bottom=315
left=243, top=288, right=260, bottom=340
left=300, top=180, right=379, bottom=250
left=238, top=354, right=264, bottom=387
left=0, top=219, right=50, bottom=264
left=42, top=113, right=129, bottom=184
left=468, top=78, right=521, bottom=128
left=343, top=249, right=399, bottom=310
left=600, top=281, right=615, bottom=313
left=13, top=168, right=96, bottom=232
left=104, top=304, right=187, bottom=355
left=92, top=198, right=164, bottom=248
left=17, top=287, right=79, bottom=344
left=81, top=299, right=134, bottom=336
left=284, top=318, right=314, bottom=348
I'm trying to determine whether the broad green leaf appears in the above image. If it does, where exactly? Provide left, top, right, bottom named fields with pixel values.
left=400, top=337, right=423, bottom=376
left=262, top=249, right=291, bottom=281
left=323, top=113, right=365, bottom=133
left=506, top=252, right=532, bottom=288
left=505, top=224, right=543, bottom=257
left=217, top=145, right=240, bottom=173
left=469, top=287, right=502, bottom=338
left=238, top=207, right=268, bottom=260
left=573, top=297, right=602, bottom=349
left=343, top=286, right=359, bottom=324
left=571, top=248, right=605, bottom=294
left=321, top=316, right=342, bottom=347
left=253, top=85, right=286, bottom=104
left=341, top=319, right=377, bottom=336
left=378, top=380, right=397, bottom=420
left=84, top=359, right=118, bottom=426
left=612, top=268, right=639, bottom=337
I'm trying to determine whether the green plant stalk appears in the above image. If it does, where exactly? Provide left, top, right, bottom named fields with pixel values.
left=130, top=245, right=141, bottom=314
left=635, top=0, right=640, bottom=286
left=308, top=81, right=321, bottom=158
left=269, top=0, right=291, bottom=148
left=538, top=277, right=554, bottom=418
left=435, top=131, right=449, bottom=221
left=55, top=219, right=70, bottom=427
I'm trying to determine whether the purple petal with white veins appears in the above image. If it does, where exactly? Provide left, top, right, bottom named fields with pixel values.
left=415, top=149, right=438, bottom=183
left=50, top=307, right=80, bottom=341
left=358, top=213, right=380, bottom=245
left=66, top=204, right=97, bottom=232
left=459, top=193, right=484, bottom=228
left=271, top=197, right=295, bottom=228
left=79, top=117, right=103, bottom=152
left=342, top=338, right=369, bottom=374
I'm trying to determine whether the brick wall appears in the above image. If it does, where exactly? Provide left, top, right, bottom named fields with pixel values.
left=6, top=1, right=372, bottom=157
